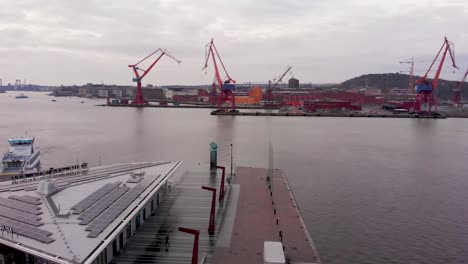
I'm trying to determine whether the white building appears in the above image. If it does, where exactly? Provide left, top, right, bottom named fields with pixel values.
left=110, top=90, right=123, bottom=98
left=0, top=161, right=181, bottom=264
left=97, top=90, right=108, bottom=98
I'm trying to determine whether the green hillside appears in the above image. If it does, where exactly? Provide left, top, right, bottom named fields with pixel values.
left=339, top=73, right=466, bottom=100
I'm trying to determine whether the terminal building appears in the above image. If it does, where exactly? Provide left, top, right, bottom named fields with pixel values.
left=0, top=161, right=181, bottom=264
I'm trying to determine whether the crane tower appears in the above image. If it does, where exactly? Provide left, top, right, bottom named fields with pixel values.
left=203, top=39, right=237, bottom=112
left=413, top=37, right=458, bottom=113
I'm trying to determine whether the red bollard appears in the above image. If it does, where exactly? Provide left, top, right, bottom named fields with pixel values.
left=201, top=186, right=216, bottom=234
left=179, top=227, right=200, bottom=264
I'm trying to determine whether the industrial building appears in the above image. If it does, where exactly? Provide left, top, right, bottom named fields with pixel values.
left=234, top=86, right=263, bottom=105
left=288, top=77, right=299, bottom=88
left=74, top=84, right=165, bottom=100
left=303, top=99, right=362, bottom=112
left=0, top=161, right=181, bottom=264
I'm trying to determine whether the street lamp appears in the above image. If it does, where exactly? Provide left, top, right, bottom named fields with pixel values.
left=230, top=144, right=233, bottom=179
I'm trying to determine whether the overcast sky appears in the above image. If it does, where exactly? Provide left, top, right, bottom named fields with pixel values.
left=0, top=0, right=467, bottom=86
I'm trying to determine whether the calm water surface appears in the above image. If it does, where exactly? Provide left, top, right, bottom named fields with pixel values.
left=1, top=92, right=468, bottom=264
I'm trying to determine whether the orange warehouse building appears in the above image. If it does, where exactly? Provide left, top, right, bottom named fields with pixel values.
left=235, top=86, right=263, bottom=105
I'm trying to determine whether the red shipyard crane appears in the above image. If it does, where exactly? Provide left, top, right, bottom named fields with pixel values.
left=266, top=66, right=292, bottom=102
left=413, top=37, right=458, bottom=113
left=452, top=69, right=468, bottom=106
left=129, top=48, right=181, bottom=105
left=203, top=39, right=237, bottom=112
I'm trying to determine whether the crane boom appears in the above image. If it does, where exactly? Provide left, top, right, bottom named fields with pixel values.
left=128, top=48, right=181, bottom=105
left=266, top=66, right=292, bottom=102
left=415, top=37, right=458, bottom=90
left=272, top=66, right=292, bottom=89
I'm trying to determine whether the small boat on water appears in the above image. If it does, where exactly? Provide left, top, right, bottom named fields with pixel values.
left=52, top=99, right=57, bottom=102
left=15, top=94, right=28, bottom=99
left=1, top=137, right=41, bottom=178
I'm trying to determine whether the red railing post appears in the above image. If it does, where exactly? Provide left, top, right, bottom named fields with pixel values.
left=201, top=186, right=216, bottom=234
left=216, top=166, right=225, bottom=201
left=179, top=227, right=200, bottom=264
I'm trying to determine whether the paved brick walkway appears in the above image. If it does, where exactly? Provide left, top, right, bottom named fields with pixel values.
left=213, top=167, right=319, bottom=264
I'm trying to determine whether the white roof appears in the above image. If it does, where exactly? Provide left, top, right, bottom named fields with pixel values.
left=264, top=241, right=286, bottom=264
left=0, top=161, right=181, bottom=264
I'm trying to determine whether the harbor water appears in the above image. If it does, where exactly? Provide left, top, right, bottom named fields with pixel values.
left=1, top=92, right=468, bottom=264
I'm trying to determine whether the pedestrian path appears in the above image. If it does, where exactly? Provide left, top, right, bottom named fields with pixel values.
left=212, top=167, right=320, bottom=264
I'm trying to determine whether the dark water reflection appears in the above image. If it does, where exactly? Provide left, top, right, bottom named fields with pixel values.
left=1, top=92, right=468, bottom=264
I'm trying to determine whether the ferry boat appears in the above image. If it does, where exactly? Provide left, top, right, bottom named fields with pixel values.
left=15, top=94, right=29, bottom=99
left=1, top=138, right=40, bottom=176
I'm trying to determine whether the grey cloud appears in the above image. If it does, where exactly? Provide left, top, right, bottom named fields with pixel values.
left=0, top=0, right=467, bottom=85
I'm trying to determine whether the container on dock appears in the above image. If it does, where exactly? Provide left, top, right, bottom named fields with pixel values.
left=120, top=99, right=129, bottom=105
left=111, top=99, right=119, bottom=104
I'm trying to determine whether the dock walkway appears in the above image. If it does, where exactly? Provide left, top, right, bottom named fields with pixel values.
left=213, top=167, right=320, bottom=264
left=114, top=169, right=229, bottom=264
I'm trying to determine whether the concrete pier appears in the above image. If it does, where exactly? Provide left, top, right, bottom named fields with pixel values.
left=114, top=166, right=319, bottom=264
left=211, top=110, right=447, bottom=119
left=213, top=167, right=320, bottom=264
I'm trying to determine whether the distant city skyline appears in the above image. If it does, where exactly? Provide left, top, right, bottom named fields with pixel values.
left=1, top=0, right=467, bottom=86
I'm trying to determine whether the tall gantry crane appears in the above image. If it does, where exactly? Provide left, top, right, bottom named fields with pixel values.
left=452, top=69, right=468, bottom=106
left=413, top=37, right=458, bottom=113
left=203, top=39, right=237, bottom=111
left=129, top=48, right=181, bottom=105
left=399, top=58, right=428, bottom=92
left=266, top=66, right=292, bottom=102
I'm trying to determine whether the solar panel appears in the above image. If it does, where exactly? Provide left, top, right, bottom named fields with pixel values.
left=8, top=195, right=42, bottom=205
left=0, top=162, right=168, bottom=193
left=0, top=205, right=41, bottom=221
left=0, top=216, right=54, bottom=243
left=72, top=182, right=121, bottom=214
left=0, top=197, right=41, bottom=215
left=86, top=175, right=161, bottom=238
left=79, top=186, right=130, bottom=225
left=0, top=205, right=43, bottom=226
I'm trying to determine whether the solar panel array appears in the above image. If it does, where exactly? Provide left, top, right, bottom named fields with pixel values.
left=86, top=175, right=161, bottom=238
left=79, top=186, right=130, bottom=225
left=0, top=215, right=54, bottom=243
left=0, top=197, right=41, bottom=215
left=0, top=205, right=41, bottom=221
left=71, top=182, right=121, bottom=214
left=0, top=205, right=43, bottom=227
left=8, top=195, right=42, bottom=205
